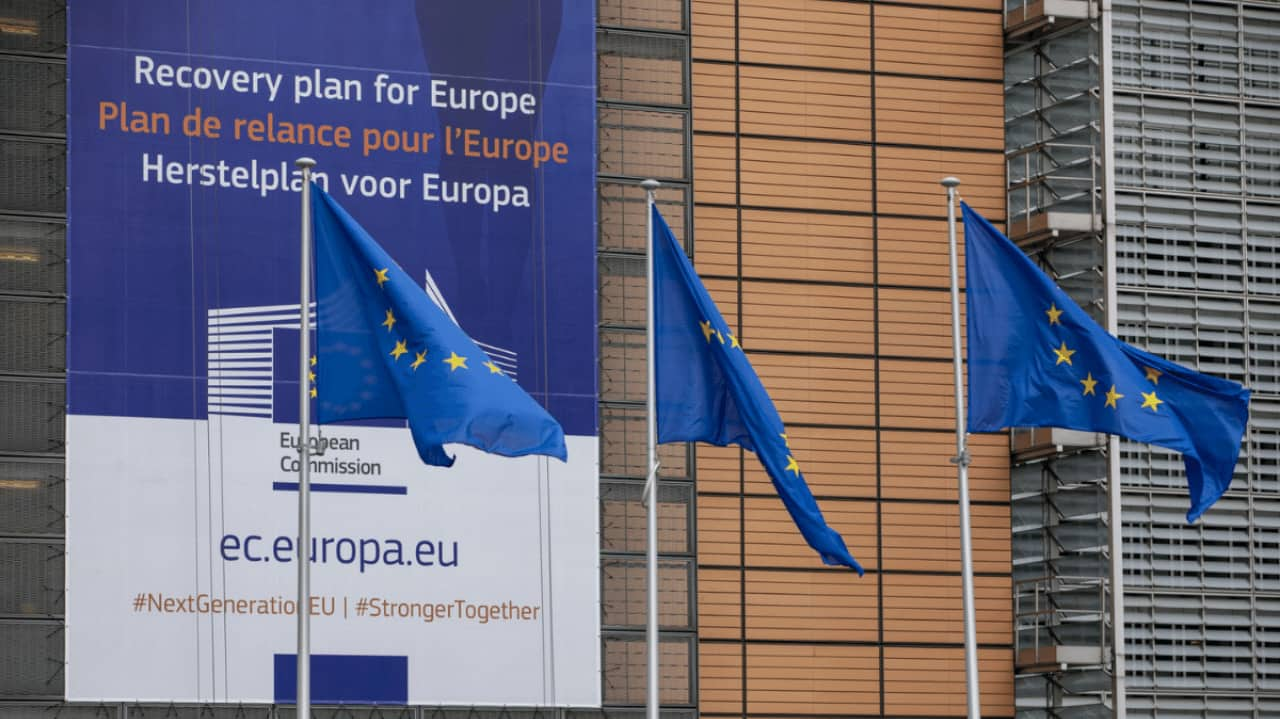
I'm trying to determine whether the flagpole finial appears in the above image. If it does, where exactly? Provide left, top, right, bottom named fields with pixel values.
left=640, top=179, right=660, bottom=191
left=296, top=157, right=317, bottom=170
left=940, top=176, right=961, bottom=188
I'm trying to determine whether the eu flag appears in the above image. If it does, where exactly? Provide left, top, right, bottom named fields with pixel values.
left=963, top=202, right=1250, bottom=522
left=311, top=183, right=567, bottom=466
left=652, top=206, right=862, bottom=573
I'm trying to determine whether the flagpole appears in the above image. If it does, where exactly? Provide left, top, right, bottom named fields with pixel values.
left=942, top=176, right=982, bottom=719
left=641, top=177, right=662, bottom=719
left=295, top=156, right=316, bottom=719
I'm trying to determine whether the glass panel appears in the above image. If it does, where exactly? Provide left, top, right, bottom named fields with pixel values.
left=601, top=633, right=693, bottom=705
left=0, top=218, right=66, bottom=294
left=0, top=0, right=66, bottom=53
left=0, top=139, right=66, bottom=214
left=598, top=107, right=687, bottom=181
left=598, top=180, right=688, bottom=254
left=602, top=557, right=693, bottom=629
left=0, top=459, right=64, bottom=535
left=601, top=480, right=692, bottom=554
left=0, top=541, right=63, bottom=617
left=601, top=329, right=645, bottom=403
left=0, top=57, right=65, bottom=135
left=599, top=253, right=646, bottom=328
left=598, top=32, right=687, bottom=106
left=598, top=0, right=685, bottom=31
left=0, top=380, right=64, bottom=454
left=0, top=299, right=65, bottom=373
left=600, top=405, right=690, bottom=479
left=0, top=620, right=63, bottom=698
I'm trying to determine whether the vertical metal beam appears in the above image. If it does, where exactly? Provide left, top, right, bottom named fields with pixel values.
left=1094, top=2, right=1127, bottom=714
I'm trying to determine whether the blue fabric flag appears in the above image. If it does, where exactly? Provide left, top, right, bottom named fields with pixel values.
left=311, top=183, right=567, bottom=466
left=652, top=206, right=863, bottom=574
left=964, top=202, right=1250, bottom=522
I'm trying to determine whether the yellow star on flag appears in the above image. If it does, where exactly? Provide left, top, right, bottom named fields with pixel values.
left=1141, top=391, right=1163, bottom=412
left=715, top=330, right=725, bottom=344
left=308, top=370, right=316, bottom=383
left=1046, top=304, right=1064, bottom=325
left=780, top=432, right=789, bottom=447
left=1105, top=385, right=1124, bottom=409
left=729, top=333, right=741, bottom=349
left=382, top=309, right=396, bottom=332
left=410, top=350, right=427, bottom=371
left=1080, top=372, right=1097, bottom=396
left=1053, top=341, right=1076, bottom=366
left=484, top=360, right=503, bottom=374
left=310, top=355, right=316, bottom=367
left=784, top=455, right=800, bottom=475
left=375, top=268, right=390, bottom=287
left=699, top=320, right=714, bottom=343
left=1144, top=367, right=1162, bottom=384
left=309, top=386, right=317, bottom=398
left=443, top=351, right=468, bottom=371
left=389, top=339, right=408, bottom=360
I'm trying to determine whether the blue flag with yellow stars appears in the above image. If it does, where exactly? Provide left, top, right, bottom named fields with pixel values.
left=964, top=202, right=1250, bottom=522
left=652, top=205, right=863, bottom=574
left=311, top=183, right=567, bottom=467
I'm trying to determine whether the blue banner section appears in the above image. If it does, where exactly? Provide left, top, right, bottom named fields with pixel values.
left=67, top=0, right=597, bottom=436
left=273, top=653, right=409, bottom=705
left=271, top=328, right=313, bottom=425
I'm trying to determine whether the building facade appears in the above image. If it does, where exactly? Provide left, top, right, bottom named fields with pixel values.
left=4, top=0, right=1273, bottom=717
left=1112, top=0, right=1280, bottom=716
left=1004, top=0, right=1280, bottom=716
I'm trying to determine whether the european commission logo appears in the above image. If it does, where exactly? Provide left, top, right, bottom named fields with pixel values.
left=205, top=271, right=517, bottom=422
left=205, top=272, right=519, bottom=496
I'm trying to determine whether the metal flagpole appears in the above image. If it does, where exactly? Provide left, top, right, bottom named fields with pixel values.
left=295, top=156, right=316, bottom=719
left=942, top=176, right=982, bottom=719
left=641, top=177, right=661, bottom=719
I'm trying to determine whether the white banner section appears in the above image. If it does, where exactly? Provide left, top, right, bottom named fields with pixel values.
left=66, top=415, right=600, bottom=705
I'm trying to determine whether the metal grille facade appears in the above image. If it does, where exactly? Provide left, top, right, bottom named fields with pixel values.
left=1004, top=15, right=1115, bottom=718
left=0, top=0, right=69, bottom=711
left=597, top=2, right=698, bottom=713
left=1006, top=0, right=1280, bottom=716
left=1113, top=1, right=1280, bottom=716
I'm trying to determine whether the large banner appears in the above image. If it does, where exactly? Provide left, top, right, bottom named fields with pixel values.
left=65, top=1, right=598, bottom=706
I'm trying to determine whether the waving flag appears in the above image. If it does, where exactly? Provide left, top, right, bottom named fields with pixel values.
left=311, top=183, right=567, bottom=467
left=652, top=205, right=862, bottom=573
left=964, top=202, right=1250, bottom=522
